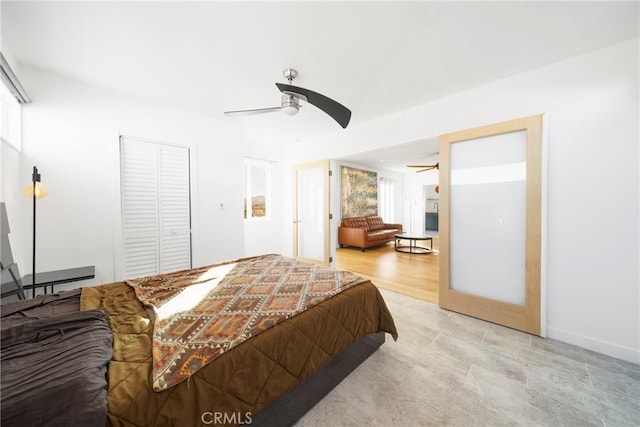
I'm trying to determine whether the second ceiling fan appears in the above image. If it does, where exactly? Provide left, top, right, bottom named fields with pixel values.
left=407, top=162, right=439, bottom=173
left=224, top=68, right=352, bottom=128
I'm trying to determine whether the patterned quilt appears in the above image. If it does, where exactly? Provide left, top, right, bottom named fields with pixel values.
left=126, top=254, right=369, bottom=391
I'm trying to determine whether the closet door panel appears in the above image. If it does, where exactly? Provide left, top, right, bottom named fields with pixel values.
left=121, top=137, right=191, bottom=279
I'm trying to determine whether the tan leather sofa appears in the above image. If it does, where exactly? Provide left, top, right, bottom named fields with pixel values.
left=338, top=216, right=403, bottom=251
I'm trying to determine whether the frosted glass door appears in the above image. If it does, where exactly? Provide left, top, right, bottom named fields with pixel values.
left=450, top=131, right=527, bottom=305
left=439, top=115, right=543, bottom=335
left=293, top=160, right=330, bottom=265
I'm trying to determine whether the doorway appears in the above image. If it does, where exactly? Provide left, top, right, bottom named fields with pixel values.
left=424, top=184, right=439, bottom=236
left=292, top=160, right=331, bottom=266
left=333, top=138, right=440, bottom=303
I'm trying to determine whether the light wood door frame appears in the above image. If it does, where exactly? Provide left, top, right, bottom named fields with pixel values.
left=439, top=115, right=542, bottom=335
left=293, top=160, right=331, bottom=266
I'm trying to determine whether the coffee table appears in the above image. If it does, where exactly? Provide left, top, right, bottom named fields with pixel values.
left=394, top=233, right=433, bottom=254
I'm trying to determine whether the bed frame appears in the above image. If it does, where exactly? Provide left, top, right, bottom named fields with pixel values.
left=252, top=332, right=385, bottom=426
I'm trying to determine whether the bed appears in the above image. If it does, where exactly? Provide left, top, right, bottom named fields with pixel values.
left=1, top=254, right=397, bottom=426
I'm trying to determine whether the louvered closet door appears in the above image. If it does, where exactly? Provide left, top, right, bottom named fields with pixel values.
left=158, top=145, right=191, bottom=272
left=120, top=137, right=191, bottom=279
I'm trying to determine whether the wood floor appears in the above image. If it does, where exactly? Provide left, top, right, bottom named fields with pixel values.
left=335, top=238, right=439, bottom=304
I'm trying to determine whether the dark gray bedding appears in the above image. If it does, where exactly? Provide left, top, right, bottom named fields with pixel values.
left=1, top=290, right=112, bottom=427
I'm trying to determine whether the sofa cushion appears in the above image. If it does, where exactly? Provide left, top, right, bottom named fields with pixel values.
left=366, top=216, right=385, bottom=231
left=367, top=230, right=390, bottom=241
left=343, top=217, right=369, bottom=230
left=383, top=229, right=399, bottom=238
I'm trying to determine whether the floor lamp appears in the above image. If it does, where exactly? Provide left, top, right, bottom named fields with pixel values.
left=24, top=166, right=47, bottom=298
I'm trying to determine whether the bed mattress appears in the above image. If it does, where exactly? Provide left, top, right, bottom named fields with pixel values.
left=82, top=277, right=396, bottom=426
left=0, top=255, right=398, bottom=427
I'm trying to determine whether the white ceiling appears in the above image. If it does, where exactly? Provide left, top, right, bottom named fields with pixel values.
left=2, top=1, right=638, bottom=159
left=337, top=137, right=440, bottom=173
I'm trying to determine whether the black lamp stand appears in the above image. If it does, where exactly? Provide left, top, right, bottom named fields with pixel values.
left=31, top=166, right=41, bottom=299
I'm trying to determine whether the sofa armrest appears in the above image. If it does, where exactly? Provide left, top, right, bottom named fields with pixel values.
left=384, top=223, right=403, bottom=232
left=338, top=226, right=368, bottom=246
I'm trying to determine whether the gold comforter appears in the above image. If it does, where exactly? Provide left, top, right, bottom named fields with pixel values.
left=81, top=274, right=397, bottom=426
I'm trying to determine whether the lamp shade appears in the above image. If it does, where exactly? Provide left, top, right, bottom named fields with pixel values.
left=24, top=182, right=47, bottom=199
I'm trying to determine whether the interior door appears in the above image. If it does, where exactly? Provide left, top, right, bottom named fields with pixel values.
left=293, top=160, right=330, bottom=266
left=439, top=115, right=543, bottom=335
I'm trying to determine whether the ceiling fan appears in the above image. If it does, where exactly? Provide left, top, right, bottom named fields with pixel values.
left=406, top=162, right=439, bottom=173
left=223, top=68, right=352, bottom=128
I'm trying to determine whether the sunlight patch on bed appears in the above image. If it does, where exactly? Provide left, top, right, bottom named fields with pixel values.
left=156, top=263, right=236, bottom=320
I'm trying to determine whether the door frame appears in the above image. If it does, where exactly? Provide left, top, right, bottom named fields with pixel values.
left=293, top=159, right=331, bottom=266
left=117, top=135, right=193, bottom=280
left=439, top=114, right=544, bottom=336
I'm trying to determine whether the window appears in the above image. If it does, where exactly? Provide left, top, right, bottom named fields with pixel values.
left=379, top=177, right=395, bottom=223
left=0, top=82, right=22, bottom=151
left=243, top=158, right=271, bottom=219
left=1, top=52, right=29, bottom=151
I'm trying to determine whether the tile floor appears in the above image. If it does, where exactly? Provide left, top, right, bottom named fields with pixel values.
left=296, top=289, right=640, bottom=426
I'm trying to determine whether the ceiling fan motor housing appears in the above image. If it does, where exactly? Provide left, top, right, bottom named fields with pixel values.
left=281, top=94, right=299, bottom=115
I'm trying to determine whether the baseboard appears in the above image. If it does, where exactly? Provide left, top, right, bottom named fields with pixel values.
left=547, top=327, right=639, bottom=364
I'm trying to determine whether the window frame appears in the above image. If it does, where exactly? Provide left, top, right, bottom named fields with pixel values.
left=0, top=82, right=22, bottom=152
left=243, top=157, right=271, bottom=221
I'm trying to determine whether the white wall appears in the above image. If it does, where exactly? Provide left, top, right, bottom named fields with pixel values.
left=285, top=39, right=640, bottom=363
left=3, top=66, right=246, bottom=292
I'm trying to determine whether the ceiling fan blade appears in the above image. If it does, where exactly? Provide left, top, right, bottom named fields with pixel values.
left=407, top=162, right=439, bottom=172
left=276, top=83, right=351, bottom=128
left=224, top=106, right=282, bottom=117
